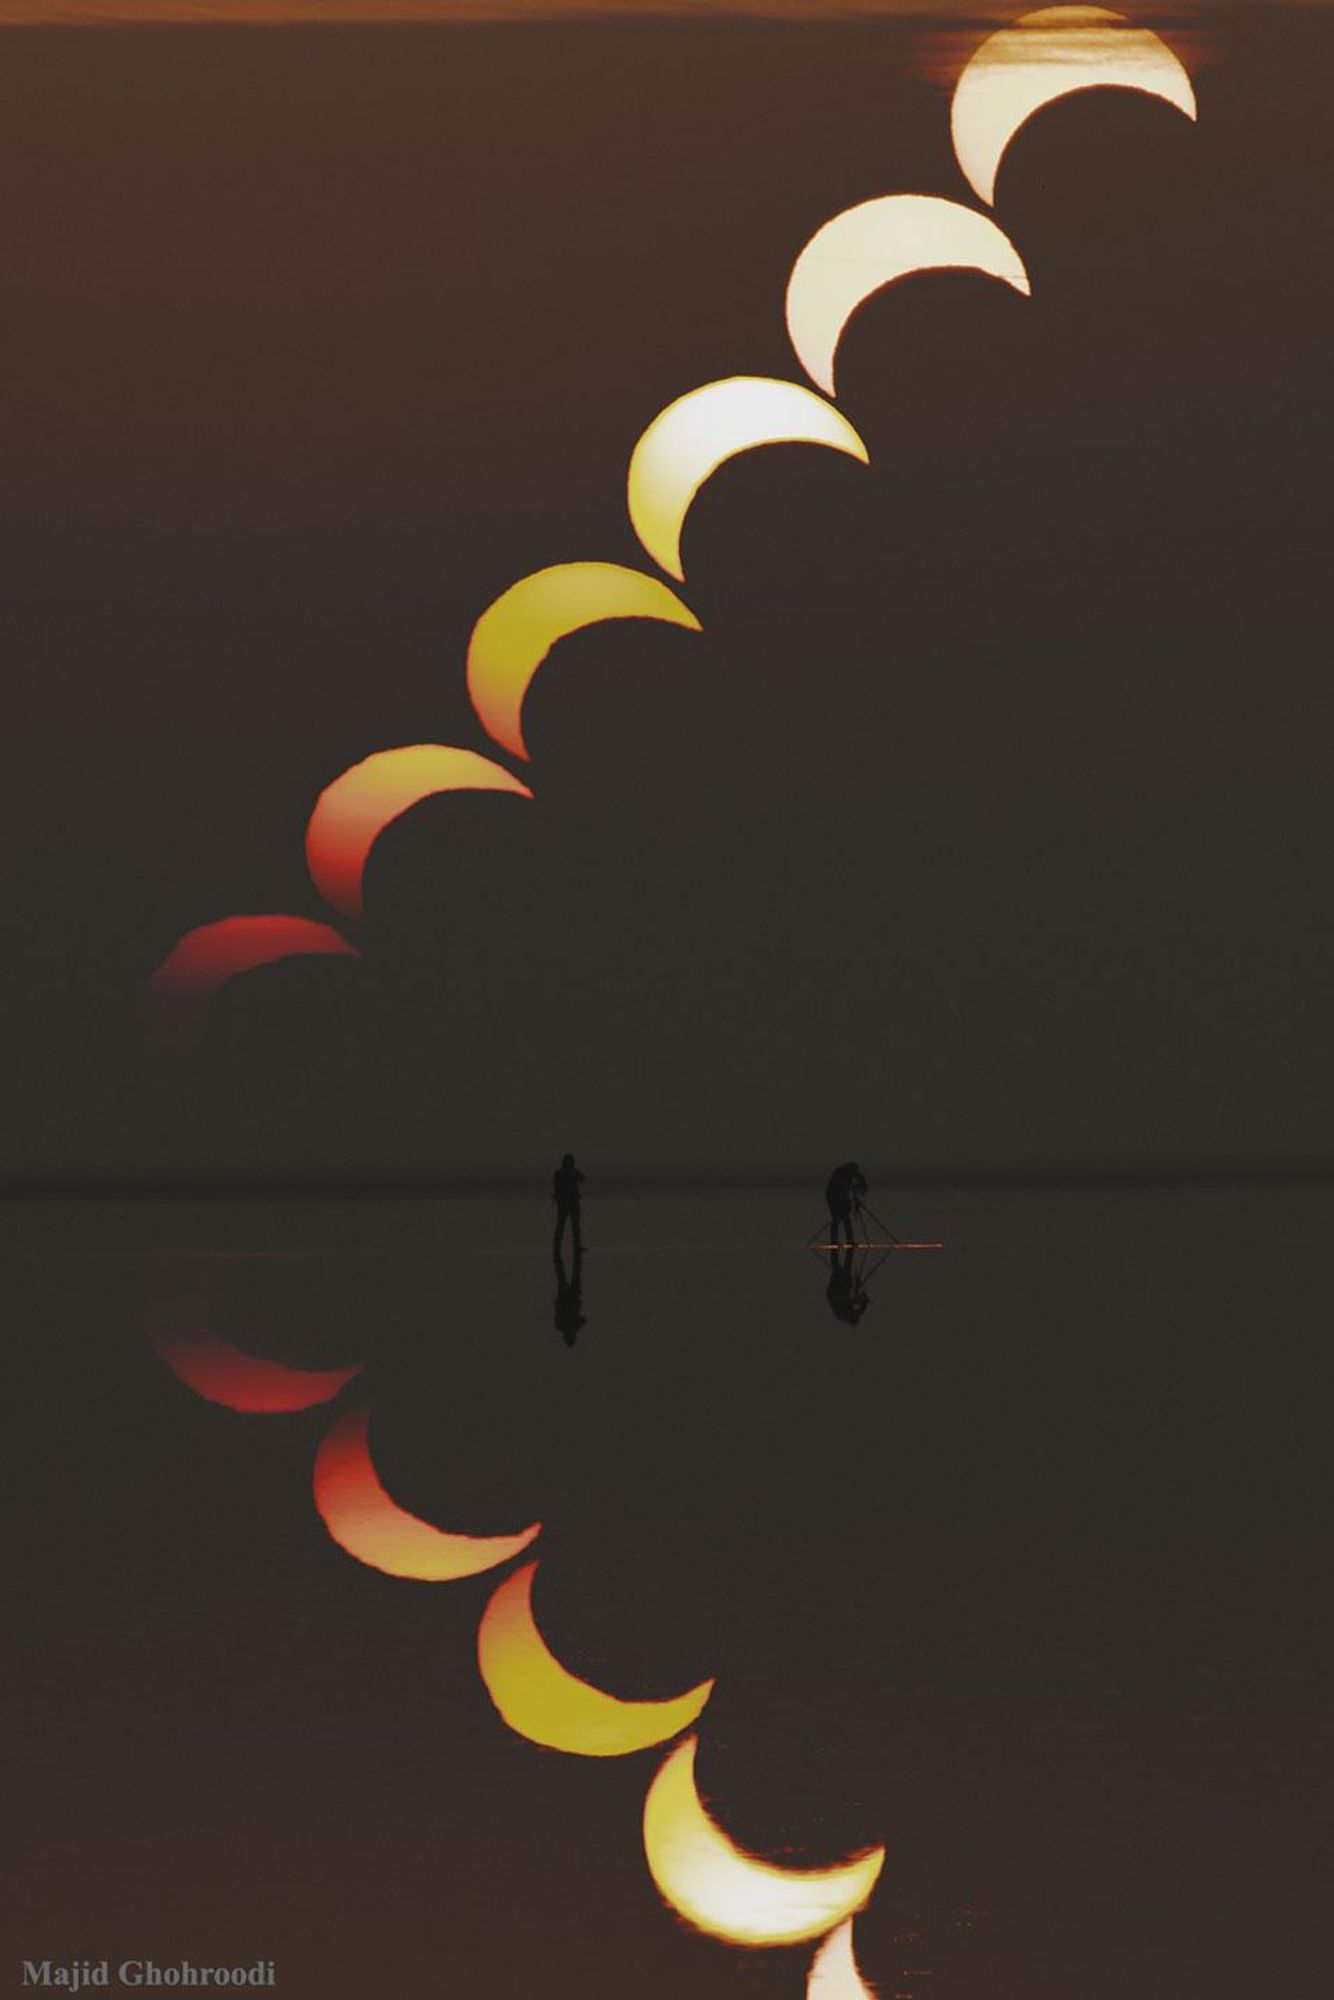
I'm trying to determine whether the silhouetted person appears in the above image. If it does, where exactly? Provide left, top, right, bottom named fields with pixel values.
left=825, top=1160, right=867, bottom=1247
left=552, top=1151, right=584, bottom=1256
left=826, top=1245, right=870, bottom=1325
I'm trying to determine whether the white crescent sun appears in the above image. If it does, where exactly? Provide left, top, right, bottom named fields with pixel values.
left=642, top=1734, right=884, bottom=1947
left=951, top=5, right=1197, bottom=207
left=786, top=193, right=1030, bottom=394
left=627, top=376, right=869, bottom=582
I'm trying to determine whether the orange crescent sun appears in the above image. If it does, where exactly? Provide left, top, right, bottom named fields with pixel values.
left=313, top=1403, right=542, bottom=1582
left=150, top=1307, right=363, bottom=1414
left=145, top=916, right=358, bottom=1036
left=305, top=744, right=533, bottom=923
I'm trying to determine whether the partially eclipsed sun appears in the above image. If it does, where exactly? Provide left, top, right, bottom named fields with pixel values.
left=477, top=1560, right=714, bottom=1755
left=151, top=1309, right=362, bottom=1414
left=466, top=562, right=702, bottom=761
left=951, top=5, right=1197, bottom=207
left=627, top=376, right=869, bottom=582
left=313, top=1403, right=541, bottom=1582
left=145, top=915, right=358, bottom=1036
left=305, top=744, right=532, bottom=924
left=642, top=1735, right=885, bottom=1947
left=786, top=193, right=1031, bottom=395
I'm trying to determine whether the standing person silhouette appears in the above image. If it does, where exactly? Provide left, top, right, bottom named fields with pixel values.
left=824, top=1160, right=867, bottom=1247
left=552, top=1152, right=584, bottom=1256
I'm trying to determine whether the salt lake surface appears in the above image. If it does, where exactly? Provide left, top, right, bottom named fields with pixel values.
left=9, top=1188, right=1327, bottom=1998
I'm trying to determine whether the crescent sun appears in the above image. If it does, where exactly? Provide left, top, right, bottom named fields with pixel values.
left=476, top=1559, right=714, bottom=1756
left=786, top=194, right=1031, bottom=396
left=144, top=916, right=358, bottom=1037
left=807, top=1918, right=877, bottom=1999
left=466, top=562, right=702, bottom=762
left=642, top=1734, right=885, bottom=1947
left=313, top=1402, right=541, bottom=1582
left=150, top=1306, right=363, bottom=1414
left=626, top=376, right=869, bottom=582
left=305, top=744, right=533, bottom=925
left=951, top=5, right=1197, bottom=207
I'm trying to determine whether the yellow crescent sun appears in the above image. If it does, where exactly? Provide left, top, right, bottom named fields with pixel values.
left=476, top=1559, right=714, bottom=1755
left=313, top=1403, right=541, bottom=1583
left=951, top=5, right=1197, bottom=208
left=305, top=744, right=532, bottom=924
left=642, top=1735, right=885, bottom=1947
left=786, top=193, right=1031, bottom=395
left=466, top=562, right=702, bottom=762
left=626, top=376, right=869, bottom=582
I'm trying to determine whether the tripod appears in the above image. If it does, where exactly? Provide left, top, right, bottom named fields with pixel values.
left=854, top=1195, right=901, bottom=1248
left=807, top=1195, right=898, bottom=1245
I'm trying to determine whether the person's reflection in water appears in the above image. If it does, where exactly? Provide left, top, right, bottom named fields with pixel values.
left=553, top=1242, right=586, bottom=1347
left=552, top=1152, right=584, bottom=1256
left=826, top=1245, right=870, bottom=1325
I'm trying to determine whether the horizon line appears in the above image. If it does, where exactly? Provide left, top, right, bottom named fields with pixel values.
left=7, top=1165, right=1334, bottom=1200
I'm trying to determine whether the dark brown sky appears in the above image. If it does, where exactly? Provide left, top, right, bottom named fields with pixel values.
left=3, top=7, right=1332, bottom=1187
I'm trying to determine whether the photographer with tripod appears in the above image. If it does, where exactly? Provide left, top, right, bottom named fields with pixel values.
left=824, top=1160, right=868, bottom=1247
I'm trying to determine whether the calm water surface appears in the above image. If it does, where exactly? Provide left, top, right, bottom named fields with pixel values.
left=9, top=1190, right=1327, bottom=1997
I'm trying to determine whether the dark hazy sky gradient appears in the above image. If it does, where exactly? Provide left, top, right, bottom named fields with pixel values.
left=3, top=8, right=1333, bottom=1187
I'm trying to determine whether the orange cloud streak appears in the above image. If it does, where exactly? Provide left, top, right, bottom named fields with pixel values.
left=0, top=3, right=992, bottom=22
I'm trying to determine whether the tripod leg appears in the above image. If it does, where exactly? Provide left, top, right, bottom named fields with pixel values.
left=861, top=1199, right=900, bottom=1246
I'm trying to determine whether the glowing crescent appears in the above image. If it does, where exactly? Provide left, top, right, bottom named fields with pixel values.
left=305, top=744, right=533, bottom=924
left=151, top=1309, right=362, bottom=1414
left=466, top=563, right=702, bottom=762
left=808, top=1919, right=877, bottom=1999
left=476, top=1560, right=713, bottom=1756
left=626, top=376, right=869, bottom=582
left=786, top=194, right=1031, bottom=395
left=951, top=5, right=1197, bottom=207
left=313, top=1403, right=541, bottom=1582
left=144, top=916, right=357, bottom=1035
left=642, top=1735, right=885, bottom=1947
